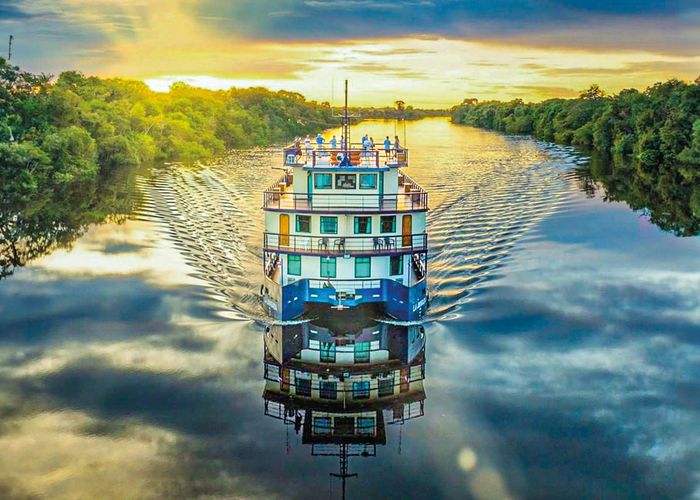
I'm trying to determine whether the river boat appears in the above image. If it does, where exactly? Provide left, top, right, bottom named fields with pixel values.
left=261, top=82, right=429, bottom=321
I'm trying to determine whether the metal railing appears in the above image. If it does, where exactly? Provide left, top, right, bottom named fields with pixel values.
left=262, top=192, right=428, bottom=212
left=264, top=232, right=427, bottom=255
left=307, top=278, right=383, bottom=292
left=284, top=144, right=408, bottom=168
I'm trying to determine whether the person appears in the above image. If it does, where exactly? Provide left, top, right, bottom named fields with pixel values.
left=369, top=136, right=375, bottom=149
left=340, top=136, right=346, bottom=150
left=394, top=135, right=401, bottom=152
left=361, top=134, right=368, bottom=148
left=384, top=136, right=392, bottom=158
left=316, top=133, right=325, bottom=150
left=304, top=135, right=312, bottom=163
left=293, top=137, right=302, bottom=162
left=329, top=135, right=337, bottom=149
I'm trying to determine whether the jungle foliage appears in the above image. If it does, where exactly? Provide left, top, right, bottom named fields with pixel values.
left=0, top=58, right=335, bottom=277
left=452, top=80, right=700, bottom=234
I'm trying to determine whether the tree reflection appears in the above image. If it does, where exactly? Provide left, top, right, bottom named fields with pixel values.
left=576, top=154, right=700, bottom=236
left=0, top=166, right=139, bottom=279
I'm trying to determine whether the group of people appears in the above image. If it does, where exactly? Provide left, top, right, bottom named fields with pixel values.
left=293, top=133, right=403, bottom=162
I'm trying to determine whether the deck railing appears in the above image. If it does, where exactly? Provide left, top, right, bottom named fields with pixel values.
left=283, top=144, right=408, bottom=168
left=264, top=232, right=427, bottom=255
left=263, top=191, right=427, bottom=212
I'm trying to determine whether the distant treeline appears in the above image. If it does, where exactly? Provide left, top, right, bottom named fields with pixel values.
left=452, top=80, right=700, bottom=234
left=0, top=58, right=336, bottom=278
left=344, top=106, right=450, bottom=120
left=451, top=81, right=700, bottom=170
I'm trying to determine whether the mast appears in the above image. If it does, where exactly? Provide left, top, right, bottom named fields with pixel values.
left=343, top=80, right=350, bottom=156
left=330, top=444, right=357, bottom=500
left=8, top=35, right=13, bottom=61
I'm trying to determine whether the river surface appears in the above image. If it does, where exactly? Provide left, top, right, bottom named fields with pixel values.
left=1, top=118, right=699, bottom=499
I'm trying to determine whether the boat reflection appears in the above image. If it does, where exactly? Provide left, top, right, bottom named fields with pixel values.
left=262, top=315, right=426, bottom=498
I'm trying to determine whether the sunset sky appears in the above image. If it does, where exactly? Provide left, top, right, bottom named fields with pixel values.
left=1, top=0, right=699, bottom=106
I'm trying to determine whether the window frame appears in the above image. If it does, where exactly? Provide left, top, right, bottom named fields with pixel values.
left=295, top=215, right=311, bottom=233
left=355, top=256, right=371, bottom=278
left=380, top=215, right=396, bottom=233
left=320, top=256, right=337, bottom=278
left=354, top=216, right=372, bottom=234
left=378, top=378, right=394, bottom=397
left=390, top=255, right=403, bottom=276
left=335, top=173, right=357, bottom=190
left=359, top=173, right=377, bottom=189
left=320, top=216, right=338, bottom=234
left=288, top=254, right=302, bottom=276
left=296, top=376, right=312, bottom=397
left=314, top=173, right=332, bottom=189
left=319, top=381, right=337, bottom=399
left=352, top=380, right=370, bottom=399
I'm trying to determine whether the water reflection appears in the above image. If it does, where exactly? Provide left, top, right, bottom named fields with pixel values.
left=262, top=316, right=426, bottom=498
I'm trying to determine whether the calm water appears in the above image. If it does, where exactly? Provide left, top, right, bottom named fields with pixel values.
left=1, top=118, right=699, bottom=499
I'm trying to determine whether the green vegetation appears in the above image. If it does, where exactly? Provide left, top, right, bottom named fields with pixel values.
left=452, top=80, right=700, bottom=235
left=0, top=58, right=336, bottom=278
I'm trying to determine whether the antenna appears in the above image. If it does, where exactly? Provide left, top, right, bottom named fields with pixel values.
left=343, top=80, right=349, bottom=157
left=8, top=35, right=13, bottom=61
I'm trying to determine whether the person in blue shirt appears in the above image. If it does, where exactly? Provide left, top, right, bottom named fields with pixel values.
left=316, top=133, right=325, bottom=149
left=384, top=136, right=392, bottom=158
left=329, top=135, right=337, bottom=149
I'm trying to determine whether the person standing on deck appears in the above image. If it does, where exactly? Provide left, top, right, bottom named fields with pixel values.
left=316, top=133, right=325, bottom=150
left=330, top=135, right=337, bottom=149
left=384, top=136, right=392, bottom=158
left=304, top=135, right=312, bottom=163
left=394, top=135, right=401, bottom=152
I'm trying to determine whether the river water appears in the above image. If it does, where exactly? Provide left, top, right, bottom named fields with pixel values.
left=1, top=118, right=699, bottom=499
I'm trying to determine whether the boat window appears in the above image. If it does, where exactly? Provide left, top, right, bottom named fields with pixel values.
left=354, top=341, right=371, bottom=362
left=357, top=417, right=375, bottom=435
left=319, top=380, right=337, bottom=399
left=390, top=255, right=403, bottom=276
left=296, top=215, right=311, bottom=233
left=354, top=216, right=371, bottom=234
left=378, top=378, right=393, bottom=397
left=359, top=173, right=377, bottom=189
left=320, top=216, right=338, bottom=234
left=296, top=376, right=311, bottom=396
left=352, top=381, right=370, bottom=399
left=313, top=417, right=332, bottom=434
left=288, top=255, right=301, bottom=275
left=355, top=257, right=371, bottom=278
left=380, top=216, right=396, bottom=233
left=320, top=256, right=337, bottom=278
left=314, top=173, right=332, bottom=189
left=335, top=173, right=356, bottom=189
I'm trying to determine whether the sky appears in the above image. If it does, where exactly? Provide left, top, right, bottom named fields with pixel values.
left=1, top=0, right=699, bottom=106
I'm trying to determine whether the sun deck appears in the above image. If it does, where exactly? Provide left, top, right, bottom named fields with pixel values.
left=283, top=143, right=408, bottom=168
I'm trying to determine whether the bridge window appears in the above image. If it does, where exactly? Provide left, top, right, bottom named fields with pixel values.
left=335, top=173, right=356, bottom=189
left=359, top=173, right=377, bottom=189
left=314, top=173, right=332, bottom=189
left=380, top=216, right=396, bottom=233
left=320, top=257, right=336, bottom=278
left=354, top=216, right=371, bottom=234
left=288, top=255, right=301, bottom=276
left=355, top=257, right=371, bottom=278
left=296, top=215, right=311, bottom=233
left=320, top=216, right=337, bottom=234
left=390, top=255, right=403, bottom=276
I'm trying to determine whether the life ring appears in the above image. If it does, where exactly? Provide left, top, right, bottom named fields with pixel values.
left=336, top=152, right=344, bottom=163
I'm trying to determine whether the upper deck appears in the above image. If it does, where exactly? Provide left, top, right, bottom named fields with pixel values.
left=262, top=169, right=428, bottom=213
left=283, top=142, right=408, bottom=169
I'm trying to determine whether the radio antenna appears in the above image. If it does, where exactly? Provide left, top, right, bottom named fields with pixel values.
left=8, top=35, right=13, bottom=61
